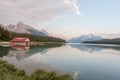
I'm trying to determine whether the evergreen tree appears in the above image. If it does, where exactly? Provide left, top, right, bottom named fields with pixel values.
left=0, top=25, right=66, bottom=42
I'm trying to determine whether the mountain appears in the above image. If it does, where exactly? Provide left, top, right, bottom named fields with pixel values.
left=41, top=29, right=49, bottom=36
left=4, top=22, right=49, bottom=36
left=83, top=38, right=120, bottom=45
left=68, top=34, right=103, bottom=43
left=0, top=25, right=66, bottom=42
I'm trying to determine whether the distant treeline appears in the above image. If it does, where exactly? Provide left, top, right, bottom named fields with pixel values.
left=83, top=38, right=120, bottom=45
left=0, top=25, right=66, bottom=42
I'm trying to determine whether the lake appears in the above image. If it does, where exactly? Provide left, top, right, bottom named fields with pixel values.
left=1, top=43, right=120, bottom=80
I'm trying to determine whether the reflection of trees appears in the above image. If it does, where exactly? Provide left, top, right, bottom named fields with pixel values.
left=70, top=44, right=120, bottom=53
left=0, top=46, right=10, bottom=57
left=4, top=43, right=64, bottom=61
left=2, top=44, right=65, bottom=76
left=3, top=49, right=54, bottom=76
left=27, top=43, right=65, bottom=55
left=100, top=45, right=120, bottom=51
left=4, top=47, right=47, bottom=61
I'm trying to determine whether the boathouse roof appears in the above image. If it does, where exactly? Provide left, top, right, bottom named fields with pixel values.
left=11, top=37, right=30, bottom=42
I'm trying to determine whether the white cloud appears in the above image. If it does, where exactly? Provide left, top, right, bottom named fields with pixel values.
left=64, top=0, right=81, bottom=15
left=0, top=0, right=81, bottom=24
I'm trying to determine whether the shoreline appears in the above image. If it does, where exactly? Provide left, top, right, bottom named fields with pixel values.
left=0, top=41, right=66, bottom=46
left=1, top=41, right=120, bottom=47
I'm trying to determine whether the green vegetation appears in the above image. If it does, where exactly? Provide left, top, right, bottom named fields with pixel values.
left=0, top=46, right=10, bottom=57
left=0, top=25, right=66, bottom=42
left=0, top=59, right=73, bottom=80
left=0, top=40, right=2, bottom=43
left=83, top=38, right=120, bottom=45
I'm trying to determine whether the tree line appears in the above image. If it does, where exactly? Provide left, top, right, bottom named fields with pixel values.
left=0, top=25, right=66, bottom=42
left=83, top=38, right=120, bottom=45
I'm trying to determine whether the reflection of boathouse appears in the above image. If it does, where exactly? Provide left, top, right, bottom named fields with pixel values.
left=10, top=37, right=30, bottom=47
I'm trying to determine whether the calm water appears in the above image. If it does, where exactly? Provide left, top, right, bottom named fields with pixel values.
left=1, top=43, right=120, bottom=80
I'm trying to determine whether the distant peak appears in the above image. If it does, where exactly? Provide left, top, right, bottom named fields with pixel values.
left=41, top=29, right=49, bottom=35
left=17, top=21, right=24, bottom=25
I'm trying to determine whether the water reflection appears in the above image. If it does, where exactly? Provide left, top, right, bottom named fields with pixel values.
left=6, top=47, right=48, bottom=61
left=3, top=43, right=65, bottom=60
left=6, top=50, right=29, bottom=61
left=69, top=43, right=120, bottom=53
left=10, top=45, right=30, bottom=50
left=1, top=43, right=120, bottom=80
left=0, top=46, right=10, bottom=57
left=70, top=44, right=102, bottom=53
left=2, top=43, right=64, bottom=75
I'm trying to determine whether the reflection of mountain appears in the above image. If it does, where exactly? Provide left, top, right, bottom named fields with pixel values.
left=2, top=47, right=49, bottom=75
left=4, top=43, right=64, bottom=61
left=3, top=51, right=54, bottom=76
left=6, top=50, right=32, bottom=61
left=70, top=44, right=102, bottom=53
left=26, top=44, right=64, bottom=55
left=4, top=47, right=47, bottom=61
left=2, top=44, right=65, bottom=76
left=2, top=44, right=64, bottom=62
left=27, top=47, right=47, bottom=55
left=70, top=43, right=120, bottom=53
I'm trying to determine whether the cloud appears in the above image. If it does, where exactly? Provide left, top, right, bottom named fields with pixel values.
left=64, top=0, right=81, bottom=15
left=0, top=0, right=81, bottom=24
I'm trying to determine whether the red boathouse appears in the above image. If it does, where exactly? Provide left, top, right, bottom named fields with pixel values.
left=10, top=37, right=30, bottom=47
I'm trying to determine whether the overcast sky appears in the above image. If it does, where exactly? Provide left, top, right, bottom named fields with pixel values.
left=0, top=0, right=120, bottom=39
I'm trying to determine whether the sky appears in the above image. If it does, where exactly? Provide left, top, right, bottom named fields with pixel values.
left=0, top=0, right=120, bottom=39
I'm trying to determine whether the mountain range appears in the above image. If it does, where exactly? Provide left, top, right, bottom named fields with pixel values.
left=68, top=34, right=103, bottom=43
left=83, top=38, right=120, bottom=45
left=2, top=22, right=49, bottom=36
left=1, top=22, right=120, bottom=43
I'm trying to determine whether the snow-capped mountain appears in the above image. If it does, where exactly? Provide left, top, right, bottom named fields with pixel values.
left=41, top=29, right=49, bottom=36
left=4, top=22, right=49, bottom=36
left=68, top=34, right=103, bottom=43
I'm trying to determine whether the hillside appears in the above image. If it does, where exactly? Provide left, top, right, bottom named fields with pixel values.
left=83, top=38, right=120, bottom=45
left=0, top=25, right=66, bottom=42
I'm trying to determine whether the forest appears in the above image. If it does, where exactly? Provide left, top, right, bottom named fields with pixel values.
left=83, top=38, right=120, bottom=45
left=0, top=25, right=66, bottom=43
